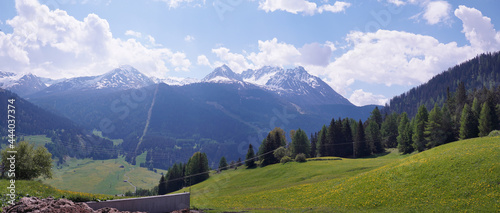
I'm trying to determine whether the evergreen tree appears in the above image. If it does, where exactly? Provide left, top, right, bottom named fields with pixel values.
left=425, top=104, right=446, bottom=148
left=370, top=107, right=383, bottom=128
left=441, top=103, right=456, bottom=143
left=354, top=120, right=370, bottom=157
left=218, top=156, right=228, bottom=171
left=459, top=104, right=479, bottom=139
left=310, top=133, right=317, bottom=158
left=412, top=105, right=429, bottom=152
left=158, top=175, right=167, bottom=195
left=291, top=129, right=311, bottom=158
left=317, top=125, right=328, bottom=157
left=381, top=112, right=398, bottom=148
left=165, top=163, right=184, bottom=193
left=397, top=112, right=413, bottom=154
left=260, top=129, right=285, bottom=167
left=341, top=118, right=354, bottom=157
left=245, top=144, right=256, bottom=168
left=326, top=118, right=336, bottom=156
left=456, top=81, right=467, bottom=110
left=334, top=118, right=345, bottom=156
left=479, top=102, right=493, bottom=137
left=366, top=120, right=383, bottom=154
left=472, top=98, right=481, bottom=119
left=186, top=152, right=209, bottom=186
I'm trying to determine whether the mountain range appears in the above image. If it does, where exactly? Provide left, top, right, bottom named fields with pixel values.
left=12, top=64, right=374, bottom=169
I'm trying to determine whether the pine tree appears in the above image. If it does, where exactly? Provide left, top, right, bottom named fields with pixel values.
left=317, top=125, right=328, bottom=157
left=354, top=120, right=370, bottom=157
left=381, top=112, right=398, bottom=148
left=397, top=112, right=413, bottom=154
left=370, top=107, right=383, bottom=128
left=326, top=118, right=336, bottom=156
left=245, top=144, right=256, bottom=168
left=441, top=103, right=456, bottom=143
left=291, top=129, right=311, bottom=158
left=412, top=105, right=428, bottom=152
left=186, top=152, right=209, bottom=186
left=479, top=102, right=493, bottom=137
left=310, top=133, right=317, bottom=158
left=366, top=120, right=383, bottom=154
left=425, top=104, right=446, bottom=148
left=341, top=118, right=353, bottom=157
left=158, top=175, right=167, bottom=195
left=459, top=104, right=479, bottom=139
left=218, top=156, right=228, bottom=171
left=472, top=98, right=481, bottom=119
left=260, top=129, right=284, bottom=167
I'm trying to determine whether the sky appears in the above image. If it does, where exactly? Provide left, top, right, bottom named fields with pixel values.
left=0, top=0, right=500, bottom=106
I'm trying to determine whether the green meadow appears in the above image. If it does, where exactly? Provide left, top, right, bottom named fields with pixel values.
left=176, top=136, right=500, bottom=212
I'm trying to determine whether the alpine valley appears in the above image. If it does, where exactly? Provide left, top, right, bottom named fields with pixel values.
left=2, top=65, right=376, bottom=169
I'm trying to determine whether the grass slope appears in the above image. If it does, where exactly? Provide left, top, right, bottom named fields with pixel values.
left=179, top=137, right=500, bottom=212
left=43, top=155, right=166, bottom=195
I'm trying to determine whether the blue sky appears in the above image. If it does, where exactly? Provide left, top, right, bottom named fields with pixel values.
left=1, top=0, right=500, bottom=105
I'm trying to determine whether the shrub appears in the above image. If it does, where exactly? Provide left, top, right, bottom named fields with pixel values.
left=280, top=156, right=293, bottom=164
left=295, top=153, right=307, bottom=162
left=488, top=130, right=500, bottom=137
left=273, top=147, right=287, bottom=162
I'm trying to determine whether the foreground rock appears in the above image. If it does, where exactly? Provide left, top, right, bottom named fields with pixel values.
left=3, top=197, right=146, bottom=213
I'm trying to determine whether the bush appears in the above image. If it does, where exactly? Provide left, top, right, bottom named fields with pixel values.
left=273, top=147, right=287, bottom=162
left=488, top=130, right=500, bottom=137
left=295, top=153, right=307, bottom=162
left=280, top=156, right=293, bottom=164
left=1, top=141, right=52, bottom=180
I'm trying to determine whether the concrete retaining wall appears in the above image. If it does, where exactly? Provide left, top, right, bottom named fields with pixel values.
left=86, top=193, right=190, bottom=213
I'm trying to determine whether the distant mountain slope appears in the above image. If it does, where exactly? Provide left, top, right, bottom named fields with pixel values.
left=35, top=65, right=154, bottom=96
left=0, top=89, right=116, bottom=160
left=384, top=51, right=500, bottom=117
left=0, top=71, right=47, bottom=96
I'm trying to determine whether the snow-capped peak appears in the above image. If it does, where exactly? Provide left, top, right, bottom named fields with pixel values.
left=202, top=65, right=242, bottom=83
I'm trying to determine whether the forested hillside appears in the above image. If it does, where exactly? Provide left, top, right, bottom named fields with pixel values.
left=0, top=89, right=117, bottom=161
left=385, top=51, right=500, bottom=117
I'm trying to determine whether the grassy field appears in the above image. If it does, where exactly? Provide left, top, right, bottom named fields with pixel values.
left=176, top=136, right=500, bottom=212
left=92, top=130, right=124, bottom=146
left=0, top=179, right=114, bottom=208
left=43, top=155, right=166, bottom=195
left=23, top=135, right=52, bottom=147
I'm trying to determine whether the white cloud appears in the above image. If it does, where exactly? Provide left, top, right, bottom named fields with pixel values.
left=197, top=54, right=211, bottom=67
left=318, top=1, right=351, bottom=14
left=184, top=35, right=195, bottom=42
left=258, top=0, right=351, bottom=15
left=387, top=0, right=405, bottom=6
left=455, top=5, right=500, bottom=52
left=125, top=30, right=142, bottom=38
left=156, top=0, right=205, bottom=9
left=422, top=1, right=451, bottom=25
left=247, top=38, right=302, bottom=67
left=0, top=0, right=191, bottom=79
left=323, top=29, right=475, bottom=94
left=349, top=89, right=388, bottom=106
left=210, top=38, right=334, bottom=73
left=390, top=0, right=451, bottom=25
left=211, top=47, right=255, bottom=73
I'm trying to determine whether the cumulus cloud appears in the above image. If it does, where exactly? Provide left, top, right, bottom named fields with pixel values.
left=184, top=35, right=195, bottom=42
left=391, top=0, right=451, bottom=25
left=0, top=0, right=191, bottom=78
left=125, top=30, right=142, bottom=38
left=156, top=0, right=205, bottom=9
left=423, top=1, right=451, bottom=25
left=349, top=89, right=388, bottom=106
left=455, top=5, right=500, bottom=52
left=197, top=54, right=211, bottom=67
left=258, top=0, right=351, bottom=15
left=210, top=38, right=334, bottom=73
left=322, top=29, right=475, bottom=94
